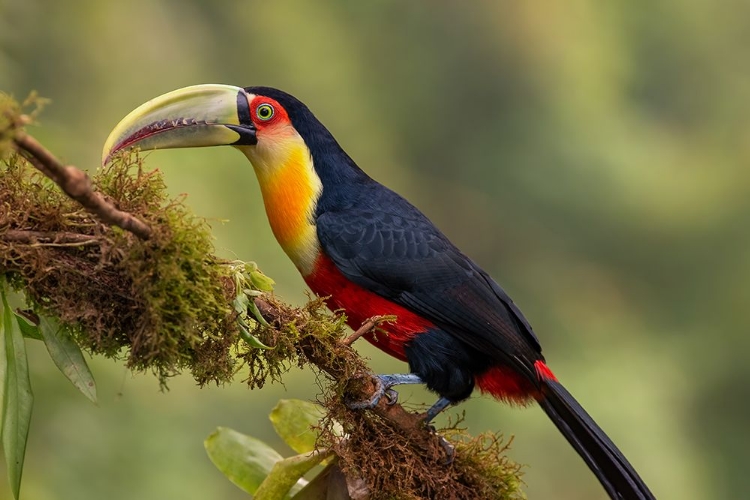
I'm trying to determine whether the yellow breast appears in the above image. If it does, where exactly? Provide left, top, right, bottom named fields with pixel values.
left=239, top=131, right=322, bottom=275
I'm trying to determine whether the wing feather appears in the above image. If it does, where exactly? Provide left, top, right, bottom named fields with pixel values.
left=316, top=195, right=542, bottom=374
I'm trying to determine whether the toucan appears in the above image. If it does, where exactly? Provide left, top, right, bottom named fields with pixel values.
left=103, top=84, right=655, bottom=500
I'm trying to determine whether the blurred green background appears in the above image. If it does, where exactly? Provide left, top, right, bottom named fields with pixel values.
left=2, top=0, right=749, bottom=498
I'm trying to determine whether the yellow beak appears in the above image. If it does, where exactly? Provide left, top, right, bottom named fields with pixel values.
left=102, top=84, right=257, bottom=165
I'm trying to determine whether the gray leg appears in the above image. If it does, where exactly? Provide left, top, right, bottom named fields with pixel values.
left=425, top=396, right=452, bottom=423
left=347, top=373, right=424, bottom=409
left=424, top=396, right=457, bottom=464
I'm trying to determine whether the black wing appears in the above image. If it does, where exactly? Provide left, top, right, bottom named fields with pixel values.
left=316, top=191, right=543, bottom=375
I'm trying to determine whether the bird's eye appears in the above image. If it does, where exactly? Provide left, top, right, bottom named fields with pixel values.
left=256, top=103, right=275, bottom=121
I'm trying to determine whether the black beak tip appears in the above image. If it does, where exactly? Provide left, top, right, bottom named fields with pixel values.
left=227, top=125, right=257, bottom=146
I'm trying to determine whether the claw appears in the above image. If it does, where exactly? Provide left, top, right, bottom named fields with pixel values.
left=424, top=424, right=456, bottom=465
left=438, top=435, right=455, bottom=465
left=422, top=398, right=456, bottom=465
left=384, top=388, right=399, bottom=405
left=346, top=373, right=423, bottom=410
left=344, top=374, right=456, bottom=465
left=346, top=376, right=385, bottom=410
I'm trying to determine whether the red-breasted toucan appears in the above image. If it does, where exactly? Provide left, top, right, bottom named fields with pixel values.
left=103, top=84, right=655, bottom=500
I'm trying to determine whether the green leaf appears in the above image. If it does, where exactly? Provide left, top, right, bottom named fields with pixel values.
left=270, top=400, right=327, bottom=454
left=1, top=286, right=33, bottom=500
left=0, top=284, right=8, bottom=451
left=233, top=294, right=249, bottom=313
left=248, top=300, right=270, bottom=327
left=38, top=317, right=97, bottom=404
left=204, top=427, right=284, bottom=495
left=249, top=270, right=275, bottom=292
left=292, top=463, right=352, bottom=500
left=13, top=313, right=41, bottom=341
left=233, top=293, right=272, bottom=349
left=239, top=323, right=273, bottom=350
left=290, top=464, right=331, bottom=500
left=255, top=450, right=329, bottom=500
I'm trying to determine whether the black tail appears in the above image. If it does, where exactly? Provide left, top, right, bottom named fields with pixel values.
left=538, top=376, right=655, bottom=500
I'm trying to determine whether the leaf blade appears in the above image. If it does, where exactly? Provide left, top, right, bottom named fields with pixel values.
left=12, top=313, right=41, bottom=341
left=204, top=427, right=284, bottom=495
left=38, top=317, right=97, bottom=403
left=255, top=450, right=329, bottom=500
left=270, top=399, right=327, bottom=454
left=0, top=285, right=8, bottom=447
left=1, top=289, right=33, bottom=500
left=249, top=270, right=275, bottom=292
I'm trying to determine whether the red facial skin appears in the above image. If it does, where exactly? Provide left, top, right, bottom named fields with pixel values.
left=248, top=96, right=290, bottom=132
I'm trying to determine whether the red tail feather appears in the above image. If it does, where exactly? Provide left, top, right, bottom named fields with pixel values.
left=534, top=360, right=558, bottom=382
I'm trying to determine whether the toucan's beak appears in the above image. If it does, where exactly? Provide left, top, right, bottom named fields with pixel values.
left=102, top=84, right=256, bottom=165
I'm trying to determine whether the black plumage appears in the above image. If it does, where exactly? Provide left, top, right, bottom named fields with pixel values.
left=243, top=86, right=655, bottom=500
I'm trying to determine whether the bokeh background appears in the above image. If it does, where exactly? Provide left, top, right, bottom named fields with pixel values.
left=2, top=1, right=749, bottom=498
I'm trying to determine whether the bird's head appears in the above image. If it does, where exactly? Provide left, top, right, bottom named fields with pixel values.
left=102, top=84, right=328, bottom=176
left=102, top=84, right=354, bottom=272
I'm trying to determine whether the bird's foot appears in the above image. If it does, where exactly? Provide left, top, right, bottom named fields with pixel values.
left=346, top=373, right=423, bottom=410
left=422, top=397, right=456, bottom=464
left=346, top=376, right=456, bottom=464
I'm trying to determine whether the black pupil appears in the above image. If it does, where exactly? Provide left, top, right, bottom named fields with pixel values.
left=259, top=106, right=271, bottom=118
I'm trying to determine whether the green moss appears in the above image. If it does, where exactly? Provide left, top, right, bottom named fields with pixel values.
left=0, top=88, right=309, bottom=388
left=0, top=149, right=239, bottom=386
left=98, top=161, right=236, bottom=382
left=0, top=93, right=20, bottom=158
left=0, top=92, right=48, bottom=159
left=240, top=296, right=353, bottom=389
left=448, top=430, right=526, bottom=499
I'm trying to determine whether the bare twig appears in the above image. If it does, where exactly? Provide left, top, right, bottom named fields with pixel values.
left=12, top=132, right=152, bottom=240
left=342, top=315, right=396, bottom=346
left=3, top=230, right=100, bottom=247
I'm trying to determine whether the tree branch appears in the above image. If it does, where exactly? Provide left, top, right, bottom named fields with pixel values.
left=342, top=315, right=395, bottom=346
left=254, top=298, right=436, bottom=448
left=12, top=132, right=152, bottom=240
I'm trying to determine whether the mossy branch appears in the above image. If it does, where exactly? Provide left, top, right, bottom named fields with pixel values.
left=0, top=93, right=524, bottom=499
left=254, top=297, right=428, bottom=443
left=13, top=132, right=153, bottom=240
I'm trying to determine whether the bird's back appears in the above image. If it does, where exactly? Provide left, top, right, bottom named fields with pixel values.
left=313, top=175, right=544, bottom=377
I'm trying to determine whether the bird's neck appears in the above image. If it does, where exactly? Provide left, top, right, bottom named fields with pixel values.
left=239, top=136, right=323, bottom=275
